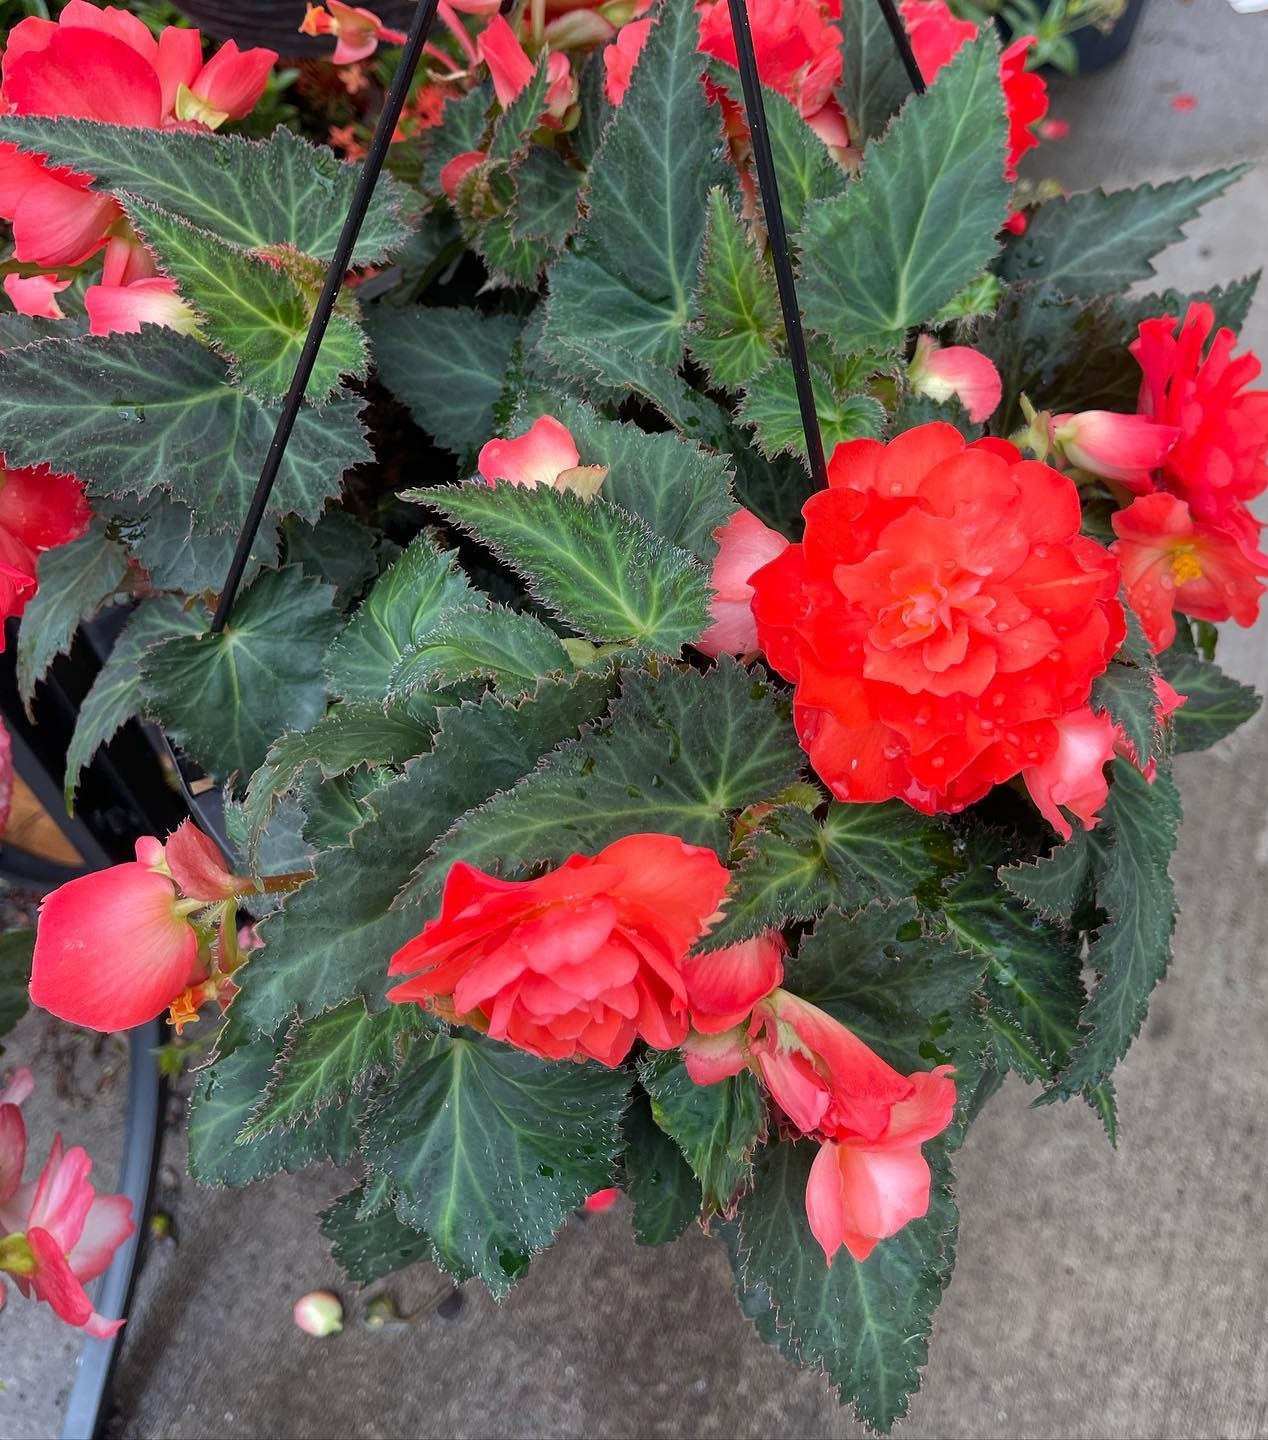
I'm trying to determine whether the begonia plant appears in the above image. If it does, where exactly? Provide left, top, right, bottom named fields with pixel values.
left=2, top=0, right=1265, bottom=1427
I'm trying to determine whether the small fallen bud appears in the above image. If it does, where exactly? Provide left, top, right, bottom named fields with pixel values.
left=583, top=1187, right=620, bottom=1214
left=293, top=1290, right=343, bottom=1337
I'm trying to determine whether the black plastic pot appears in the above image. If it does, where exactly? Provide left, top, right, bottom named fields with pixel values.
left=1068, top=0, right=1147, bottom=72
left=172, top=0, right=419, bottom=53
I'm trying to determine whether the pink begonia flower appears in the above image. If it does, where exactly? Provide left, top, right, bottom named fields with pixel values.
left=683, top=988, right=955, bottom=1262
left=1021, top=706, right=1117, bottom=841
left=299, top=3, right=407, bottom=65
left=805, top=1068, right=955, bottom=1264
left=83, top=277, right=200, bottom=337
left=1022, top=677, right=1189, bottom=839
left=1051, top=410, right=1180, bottom=489
left=3, top=272, right=71, bottom=319
left=29, top=821, right=250, bottom=1033
left=0, top=1071, right=135, bottom=1337
left=478, top=415, right=581, bottom=489
left=582, top=1188, right=620, bottom=1213
left=680, top=932, right=785, bottom=1035
left=908, top=335, right=1002, bottom=424
left=82, top=278, right=191, bottom=336
left=0, top=5, right=275, bottom=267
left=696, top=509, right=790, bottom=658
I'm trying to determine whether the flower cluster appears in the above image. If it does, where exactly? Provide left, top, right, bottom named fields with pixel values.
left=1048, top=302, right=1268, bottom=653
left=0, top=1069, right=134, bottom=1336
left=389, top=833, right=955, bottom=1260
left=0, top=3, right=275, bottom=328
left=29, top=820, right=260, bottom=1034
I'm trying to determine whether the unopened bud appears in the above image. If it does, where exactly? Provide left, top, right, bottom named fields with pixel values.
left=293, top=1290, right=343, bottom=1337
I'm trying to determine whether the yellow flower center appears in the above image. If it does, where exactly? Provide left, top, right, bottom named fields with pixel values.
left=1170, top=546, right=1203, bottom=586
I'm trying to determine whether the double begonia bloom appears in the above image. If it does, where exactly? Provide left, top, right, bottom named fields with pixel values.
left=300, top=3, right=407, bottom=65
left=0, top=1071, right=135, bottom=1336
left=29, top=821, right=250, bottom=1032
left=908, top=335, right=1002, bottom=424
left=684, top=989, right=956, bottom=1262
left=388, top=834, right=739, bottom=1067
left=900, top=0, right=1047, bottom=181
left=1051, top=410, right=1180, bottom=489
left=697, top=509, right=790, bottom=658
left=749, top=424, right=1125, bottom=814
left=1130, top=303, right=1268, bottom=546
left=0, top=460, right=91, bottom=636
left=1111, top=491, right=1268, bottom=653
left=0, top=3, right=275, bottom=267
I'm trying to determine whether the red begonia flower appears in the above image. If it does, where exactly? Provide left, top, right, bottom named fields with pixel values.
left=29, top=840, right=202, bottom=1032
left=0, top=1074, right=134, bottom=1337
left=750, top=424, right=1125, bottom=813
left=478, top=12, right=537, bottom=107
left=908, top=335, right=1002, bottom=424
left=1020, top=705, right=1117, bottom=841
left=3, top=272, right=71, bottom=319
left=697, top=509, right=790, bottom=658
left=900, top=1, right=1047, bottom=181
left=388, top=834, right=731, bottom=1067
left=1130, top=302, right=1268, bottom=547
left=1051, top=409, right=1180, bottom=489
left=1111, top=491, right=1268, bottom=653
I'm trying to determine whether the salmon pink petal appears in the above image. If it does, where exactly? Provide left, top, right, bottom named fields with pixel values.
left=697, top=509, right=790, bottom=657
left=57, top=2, right=158, bottom=61
left=478, top=13, right=536, bottom=108
left=603, top=16, right=653, bottom=105
left=0, top=1105, right=26, bottom=1206
left=909, top=337, right=1002, bottom=424
left=682, top=1024, right=749, bottom=1084
left=1022, top=706, right=1116, bottom=840
left=27, top=1139, right=95, bottom=1253
left=805, top=1138, right=850, bottom=1263
left=598, top=834, right=731, bottom=954
left=478, top=415, right=580, bottom=489
left=84, top=277, right=199, bottom=337
left=3, top=273, right=71, bottom=319
left=154, top=25, right=202, bottom=116
left=5, top=27, right=163, bottom=126
left=682, top=932, right=784, bottom=1032
left=1053, top=410, right=1180, bottom=488
left=10, top=176, right=117, bottom=268
left=881, top=1065, right=957, bottom=1148
left=26, top=1228, right=93, bottom=1327
left=833, top=1142, right=934, bottom=1254
left=68, top=1193, right=135, bottom=1283
left=163, top=819, right=248, bottom=901
left=189, top=40, right=277, bottom=122
left=30, top=862, right=200, bottom=1031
